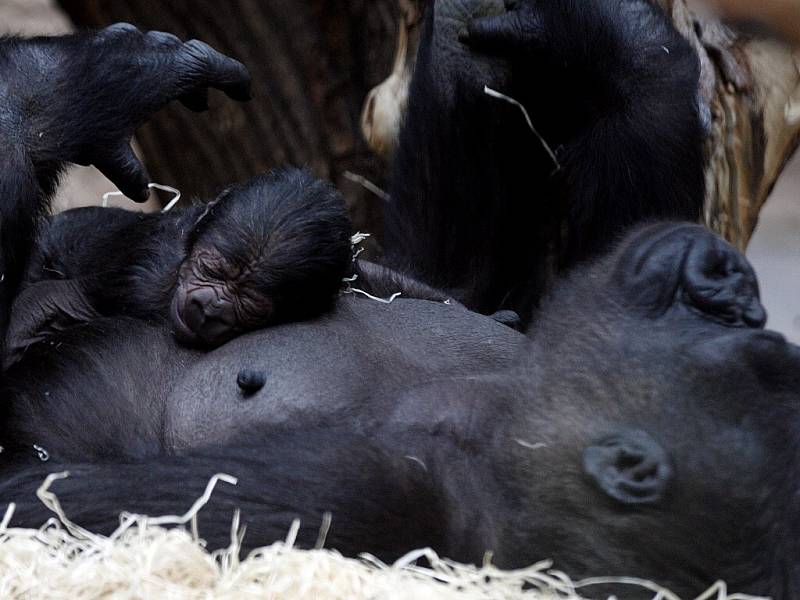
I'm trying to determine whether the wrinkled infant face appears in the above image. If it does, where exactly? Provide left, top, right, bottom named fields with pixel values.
left=170, top=245, right=275, bottom=349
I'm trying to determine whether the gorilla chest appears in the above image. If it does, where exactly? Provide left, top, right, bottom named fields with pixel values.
left=163, top=298, right=524, bottom=452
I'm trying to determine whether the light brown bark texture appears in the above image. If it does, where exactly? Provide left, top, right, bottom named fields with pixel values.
left=58, top=0, right=800, bottom=249
left=663, top=0, right=800, bottom=248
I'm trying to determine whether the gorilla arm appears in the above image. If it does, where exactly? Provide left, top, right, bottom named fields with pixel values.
left=463, top=0, right=707, bottom=259
left=383, top=0, right=707, bottom=319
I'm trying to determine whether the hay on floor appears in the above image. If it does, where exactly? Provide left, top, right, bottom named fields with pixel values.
left=0, top=473, right=766, bottom=600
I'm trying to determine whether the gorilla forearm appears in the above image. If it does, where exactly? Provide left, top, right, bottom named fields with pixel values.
left=0, top=129, right=47, bottom=341
left=355, top=260, right=459, bottom=304
left=0, top=432, right=448, bottom=562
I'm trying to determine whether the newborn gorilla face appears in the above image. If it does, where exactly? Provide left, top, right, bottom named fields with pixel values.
left=171, top=245, right=268, bottom=347
left=171, top=170, right=353, bottom=347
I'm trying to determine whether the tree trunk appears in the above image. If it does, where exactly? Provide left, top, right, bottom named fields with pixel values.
left=661, top=0, right=800, bottom=249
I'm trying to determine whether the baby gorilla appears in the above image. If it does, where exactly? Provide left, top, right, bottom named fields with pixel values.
left=169, top=171, right=353, bottom=346
left=8, top=169, right=352, bottom=358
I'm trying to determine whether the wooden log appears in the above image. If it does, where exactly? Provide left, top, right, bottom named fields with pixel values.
left=663, top=0, right=800, bottom=248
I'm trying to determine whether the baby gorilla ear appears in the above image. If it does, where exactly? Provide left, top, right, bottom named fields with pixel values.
left=682, top=230, right=766, bottom=329
left=583, top=430, right=672, bottom=505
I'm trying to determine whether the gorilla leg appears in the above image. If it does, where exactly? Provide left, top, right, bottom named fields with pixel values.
left=463, top=0, right=705, bottom=258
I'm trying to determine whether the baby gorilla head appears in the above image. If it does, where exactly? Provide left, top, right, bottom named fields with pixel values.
left=171, top=169, right=353, bottom=348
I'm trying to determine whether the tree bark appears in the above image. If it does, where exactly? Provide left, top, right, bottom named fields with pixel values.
left=662, top=0, right=800, bottom=249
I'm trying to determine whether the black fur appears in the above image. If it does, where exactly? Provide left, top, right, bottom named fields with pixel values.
left=9, top=168, right=352, bottom=354
left=1, top=18, right=799, bottom=600
left=2, top=223, right=799, bottom=598
left=0, top=431, right=447, bottom=562
left=0, top=23, right=251, bottom=348
left=384, top=0, right=705, bottom=319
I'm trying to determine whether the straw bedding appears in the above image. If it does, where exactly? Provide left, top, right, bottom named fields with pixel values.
left=0, top=473, right=764, bottom=600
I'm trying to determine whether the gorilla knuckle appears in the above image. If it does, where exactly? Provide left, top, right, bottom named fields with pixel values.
left=145, top=31, right=183, bottom=47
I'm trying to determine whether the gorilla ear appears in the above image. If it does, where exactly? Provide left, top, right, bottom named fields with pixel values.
left=583, top=430, right=672, bottom=506
left=682, top=231, right=766, bottom=329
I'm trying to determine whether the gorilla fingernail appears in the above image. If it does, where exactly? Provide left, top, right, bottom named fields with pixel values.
left=237, top=369, right=266, bottom=395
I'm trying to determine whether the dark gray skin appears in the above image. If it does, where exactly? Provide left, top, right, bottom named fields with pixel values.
left=165, top=295, right=523, bottom=449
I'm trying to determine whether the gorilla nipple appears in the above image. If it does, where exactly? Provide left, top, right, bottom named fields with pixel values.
left=237, top=369, right=266, bottom=396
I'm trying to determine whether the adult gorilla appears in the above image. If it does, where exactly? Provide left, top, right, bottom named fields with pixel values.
left=1, top=4, right=799, bottom=600
left=4, top=223, right=799, bottom=599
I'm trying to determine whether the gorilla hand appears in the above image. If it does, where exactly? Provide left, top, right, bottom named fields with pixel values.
left=461, top=0, right=661, bottom=61
left=5, top=280, right=98, bottom=369
left=9, top=24, right=252, bottom=201
left=460, top=0, right=689, bottom=113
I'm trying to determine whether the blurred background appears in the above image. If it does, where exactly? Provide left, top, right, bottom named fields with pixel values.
left=748, top=153, right=800, bottom=343
left=2, top=0, right=797, bottom=342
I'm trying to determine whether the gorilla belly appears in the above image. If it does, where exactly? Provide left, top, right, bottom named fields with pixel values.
left=164, top=296, right=525, bottom=452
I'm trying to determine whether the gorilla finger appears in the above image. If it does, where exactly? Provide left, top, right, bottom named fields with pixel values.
left=182, top=40, right=252, bottom=102
left=461, top=13, right=537, bottom=54
left=94, top=144, right=151, bottom=203
left=180, top=89, right=210, bottom=113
